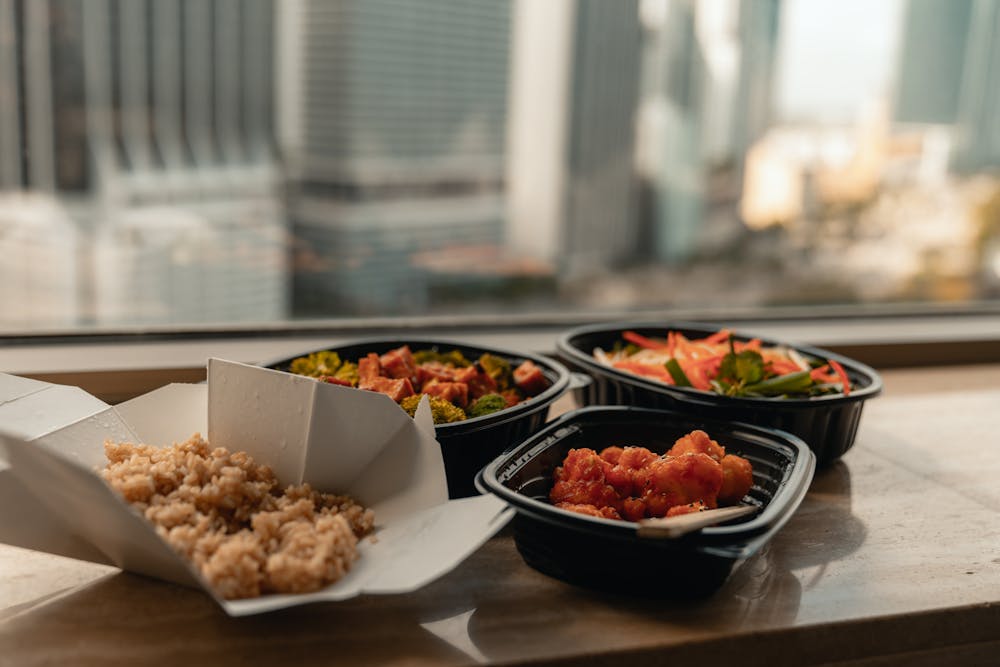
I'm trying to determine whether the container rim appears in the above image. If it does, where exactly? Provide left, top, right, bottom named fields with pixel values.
left=556, top=320, right=883, bottom=406
left=477, top=405, right=816, bottom=549
left=261, top=335, right=573, bottom=430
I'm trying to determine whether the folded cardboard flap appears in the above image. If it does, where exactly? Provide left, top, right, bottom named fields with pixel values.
left=0, top=361, right=512, bottom=615
left=220, top=495, right=512, bottom=617
left=206, top=358, right=449, bottom=518
left=0, top=373, right=52, bottom=403
left=2, top=432, right=202, bottom=589
left=0, top=374, right=109, bottom=446
left=0, top=467, right=115, bottom=566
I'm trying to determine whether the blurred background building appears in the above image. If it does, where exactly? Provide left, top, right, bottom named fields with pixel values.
left=287, top=0, right=510, bottom=316
left=506, top=0, right=643, bottom=279
left=0, top=0, right=286, bottom=329
left=1, top=0, right=999, bottom=331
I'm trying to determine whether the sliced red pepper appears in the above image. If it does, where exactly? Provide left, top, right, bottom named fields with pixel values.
left=612, top=360, right=674, bottom=384
left=829, top=359, right=852, bottom=396
left=690, top=354, right=724, bottom=378
left=683, top=361, right=713, bottom=391
left=769, top=359, right=803, bottom=376
left=691, top=354, right=723, bottom=365
left=701, top=329, right=732, bottom=345
left=809, top=364, right=831, bottom=382
left=622, top=330, right=670, bottom=350
left=735, top=338, right=762, bottom=352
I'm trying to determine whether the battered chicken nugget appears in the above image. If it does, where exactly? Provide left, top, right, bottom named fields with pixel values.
left=718, top=454, right=754, bottom=505
left=550, top=448, right=621, bottom=510
left=599, top=446, right=658, bottom=499
left=555, top=502, right=622, bottom=520
left=550, top=431, right=753, bottom=524
left=668, top=429, right=726, bottom=462
left=636, top=452, right=724, bottom=517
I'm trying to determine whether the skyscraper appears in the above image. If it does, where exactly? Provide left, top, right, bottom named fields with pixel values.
left=951, top=0, right=1000, bottom=172
left=288, top=0, right=511, bottom=316
left=506, top=0, right=643, bottom=277
left=636, top=0, right=782, bottom=263
left=893, top=0, right=1000, bottom=173
left=894, top=0, right=973, bottom=126
left=0, top=0, right=287, bottom=329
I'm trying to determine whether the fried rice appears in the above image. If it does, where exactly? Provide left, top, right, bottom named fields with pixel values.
left=100, top=433, right=374, bottom=600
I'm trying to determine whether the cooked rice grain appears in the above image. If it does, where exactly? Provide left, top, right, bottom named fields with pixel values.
left=100, top=434, right=375, bottom=599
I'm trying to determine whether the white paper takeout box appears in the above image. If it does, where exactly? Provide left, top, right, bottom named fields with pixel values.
left=0, top=359, right=512, bottom=616
left=0, top=372, right=109, bottom=441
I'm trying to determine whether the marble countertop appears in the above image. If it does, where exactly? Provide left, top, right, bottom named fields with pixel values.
left=2, top=364, right=999, bottom=666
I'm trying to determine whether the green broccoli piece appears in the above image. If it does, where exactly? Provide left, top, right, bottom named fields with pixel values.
left=288, top=351, right=342, bottom=378
left=399, top=394, right=422, bottom=416
left=413, top=348, right=472, bottom=367
left=477, top=353, right=513, bottom=390
left=467, top=393, right=506, bottom=418
left=399, top=394, right=467, bottom=424
left=331, top=360, right=359, bottom=386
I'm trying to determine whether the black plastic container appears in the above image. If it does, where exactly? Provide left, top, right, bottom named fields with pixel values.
left=556, top=322, right=882, bottom=465
left=266, top=338, right=571, bottom=499
left=477, top=405, right=815, bottom=597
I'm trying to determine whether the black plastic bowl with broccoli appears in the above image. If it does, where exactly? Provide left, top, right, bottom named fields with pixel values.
left=286, top=345, right=550, bottom=425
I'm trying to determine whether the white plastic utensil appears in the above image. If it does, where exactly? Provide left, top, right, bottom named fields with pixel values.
left=636, top=504, right=758, bottom=539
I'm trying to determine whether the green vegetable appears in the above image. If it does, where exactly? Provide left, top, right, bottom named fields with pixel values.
left=399, top=394, right=467, bottom=424
left=664, top=358, right=692, bottom=387
left=331, top=360, right=359, bottom=386
left=741, top=370, right=814, bottom=397
left=289, top=351, right=342, bottom=378
left=718, top=349, right=765, bottom=386
left=467, top=393, right=506, bottom=418
left=478, top=353, right=513, bottom=390
left=710, top=337, right=768, bottom=396
left=412, top=348, right=472, bottom=367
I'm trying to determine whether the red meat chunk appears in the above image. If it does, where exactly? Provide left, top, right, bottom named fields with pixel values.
left=358, top=353, right=381, bottom=382
left=416, top=361, right=459, bottom=384
left=454, top=365, right=498, bottom=399
left=359, top=376, right=415, bottom=402
left=500, top=388, right=521, bottom=407
left=421, top=379, right=469, bottom=408
left=380, top=345, right=418, bottom=382
left=513, top=360, right=548, bottom=396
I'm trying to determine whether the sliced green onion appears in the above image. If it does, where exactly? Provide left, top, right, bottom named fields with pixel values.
left=742, top=369, right=814, bottom=396
left=664, top=358, right=692, bottom=387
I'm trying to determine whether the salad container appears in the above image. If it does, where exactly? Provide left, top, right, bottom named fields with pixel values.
left=556, top=322, right=882, bottom=465
left=266, top=338, right=571, bottom=499
left=476, top=406, right=815, bottom=597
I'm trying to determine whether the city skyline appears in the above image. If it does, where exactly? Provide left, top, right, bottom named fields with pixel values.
left=0, top=0, right=998, bottom=332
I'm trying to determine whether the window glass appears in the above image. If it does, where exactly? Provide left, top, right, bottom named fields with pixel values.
left=1, top=0, right=998, bottom=333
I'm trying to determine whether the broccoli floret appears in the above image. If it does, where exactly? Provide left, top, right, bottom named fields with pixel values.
left=289, top=351, right=342, bottom=378
left=399, top=394, right=422, bottom=416
left=399, top=394, right=467, bottom=424
left=332, top=360, right=359, bottom=386
left=478, top=353, right=513, bottom=390
left=399, top=394, right=423, bottom=417
left=467, top=393, right=506, bottom=418
left=413, top=348, right=472, bottom=367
